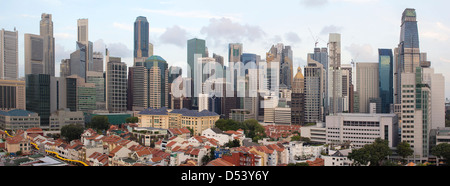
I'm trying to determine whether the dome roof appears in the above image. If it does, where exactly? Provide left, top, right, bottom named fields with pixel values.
left=294, top=67, right=304, bottom=79
left=145, top=55, right=166, bottom=63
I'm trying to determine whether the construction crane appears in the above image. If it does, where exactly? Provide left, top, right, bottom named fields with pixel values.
left=309, top=28, right=319, bottom=48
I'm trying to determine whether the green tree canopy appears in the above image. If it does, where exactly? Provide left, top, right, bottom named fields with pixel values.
left=125, top=117, right=138, bottom=123
left=61, top=123, right=85, bottom=142
left=396, top=141, right=414, bottom=163
left=432, top=143, right=450, bottom=166
left=348, top=138, right=392, bottom=166
left=88, top=115, right=110, bottom=132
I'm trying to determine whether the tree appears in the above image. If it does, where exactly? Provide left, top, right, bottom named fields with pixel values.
left=432, top=143, right=450, bottom=166
left=396, top=141, right=414, bottom=164
left=125, top=117, right=138, bottom=123
left=348, top=138, right=392, bottom=166
left=242, top=119, right=266, bottom=142
left=287, top=162, right=309, bottom=166
left=61, top=123, right=85, bottom=142
left=89, top=115, right=109, bottom=132
left=225, top=139, right=241, bottom=148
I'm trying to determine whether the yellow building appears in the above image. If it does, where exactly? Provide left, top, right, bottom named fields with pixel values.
left=138, top=107, right=220, bottom=135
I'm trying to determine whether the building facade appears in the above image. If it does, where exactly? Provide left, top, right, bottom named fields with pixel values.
left=0, top=28, right=18, bottom=80
left=106, top=54, right=128, bottom=113
left=378, top=49, right=394, bottom=113
left=326, top=113, right=399, bottom=149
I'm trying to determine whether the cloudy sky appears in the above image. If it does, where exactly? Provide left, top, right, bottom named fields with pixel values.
left=1, top=0, right=450, bottom=98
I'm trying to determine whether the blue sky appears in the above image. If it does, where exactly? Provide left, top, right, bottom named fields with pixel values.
left=1, top=0, right=450, bottom=98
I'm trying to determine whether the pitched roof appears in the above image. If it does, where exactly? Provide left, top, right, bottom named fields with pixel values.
left=207, top=158, right=235, bottom=166
left=0, top=109, right=36, bottom=116
left=139, top=107, right=169, bottom=115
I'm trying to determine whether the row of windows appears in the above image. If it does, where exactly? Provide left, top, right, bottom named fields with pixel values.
left=343, top=121, right=380, bottom=127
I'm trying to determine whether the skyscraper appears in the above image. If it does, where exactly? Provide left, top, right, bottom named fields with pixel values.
left=0, top=28, right=18, bottom=80
left=266, top=43, right=293, bottom=89
left=304, top=58, right=325, bottom=123
left=378, top=49, right=394, bottom=113
left=24, top=13, right=55, bottom=77
left=134, top=16, right=150, bottom=61
left=40, top=13, right=55, bottom=77
left=187, top=38, right=207, bottom=108
left=26, top=74, right=51, bottom=127
left=106, top=50, right=128, bottom=113
left=328, top=33, right=343, bottom=114
left=229, top=43, right=243, bottom=63
left=291, top=67, right=305, bottom=125
left=143, top=55, right=169, bottom=109
left=24, top=34, right=44, bottom=75
left=356, top=62, right=379, bottom=113
left=77, top=18, right=93, bottom=75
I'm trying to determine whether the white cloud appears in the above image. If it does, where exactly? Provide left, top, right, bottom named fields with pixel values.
left=159, top=25, right=188, bottom=48
left=138, top=8, right=241, bottom=22
left=200, top=17, right=265, bottom=47
left=345, top=43, right=377, bottom=62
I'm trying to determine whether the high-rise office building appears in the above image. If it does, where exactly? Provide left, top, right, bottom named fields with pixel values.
left=341, top=64, right=353, bottom=112
left=144, top=55, right=169, bottom=109
left=0, top=79, right=25, bottom=111
left=187, top=38, right=207, bottom=108
left=378, top=49, right=394, bottom=113
left=26, top=74, right=51, bottom=127
left=77, top=18, right=93, bottom=75
left=69, top=42, right=87, bottom=79
left=266, top=43, right=293, bottom=89
left=0, top=29, right=18, bottom=80
left=229, top=43, right=242, bottom=63
left=86, top=71, right=105, bottom=109
left=356, top=62, right=379, bottom=113
left=394, top=8, right=436, bottom=161
left=291, top=67, right=305, bottom=125
left=24, top=13, right=55, bottom=77
left=134, top=16, right=150, bottom=61
left=92, top=52, right=103, bottom=73
left=40, top=13, right=55, bottom=77
left=308, top=47, right=328, bottom=113
left=328, top=33, right=343, bottom=114
left=106, top=50, right=128, bottom=113
left=304, top=58, right=326, bottom=123
left=24, top=34, right=44, bottom=75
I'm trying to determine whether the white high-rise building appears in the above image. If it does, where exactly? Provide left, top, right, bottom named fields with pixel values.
left=328, top=33, right=343, bottom=114
left=0, top=29, right=18, bottom=80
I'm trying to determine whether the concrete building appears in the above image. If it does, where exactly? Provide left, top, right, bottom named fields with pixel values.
left=0, top=109, right=40, bottom=130
left=291, top=67, right=305, bottom=125
left=325, top=112, right=399, bottom=149
left=49, top=108, right=84, bottom=130
left=328, top=33, right=343, bottom=115
left=356, top=62, right=379, bottom=113
left=0, top=28, right=18, bottom=80
left=106, top=50, right=128, bottom=113
left=138, top=107, right=219, bottom=135
left=0, top=79, right=25, bottom=111
left=40, top=13, right=55, bottom=77
left=304, top=59, right=326, bottom=123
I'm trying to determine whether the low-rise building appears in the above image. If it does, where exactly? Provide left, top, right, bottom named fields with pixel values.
left=0, top=109, right=40, bottom=130
left=326, top=113, right=399, bottom=148
left=138, top=107, right=219, bottom=135
left=49, top=109, right=84, bottom=130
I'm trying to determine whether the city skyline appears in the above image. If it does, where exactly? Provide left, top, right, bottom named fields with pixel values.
left=1, top=0, right=449, bottom=99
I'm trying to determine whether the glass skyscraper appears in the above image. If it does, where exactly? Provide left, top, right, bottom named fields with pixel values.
left=187, top=38, right=206, bottom=108
left=134, top=16, right=149, bottom=59
left=378, top=49, right=393, bottom=113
